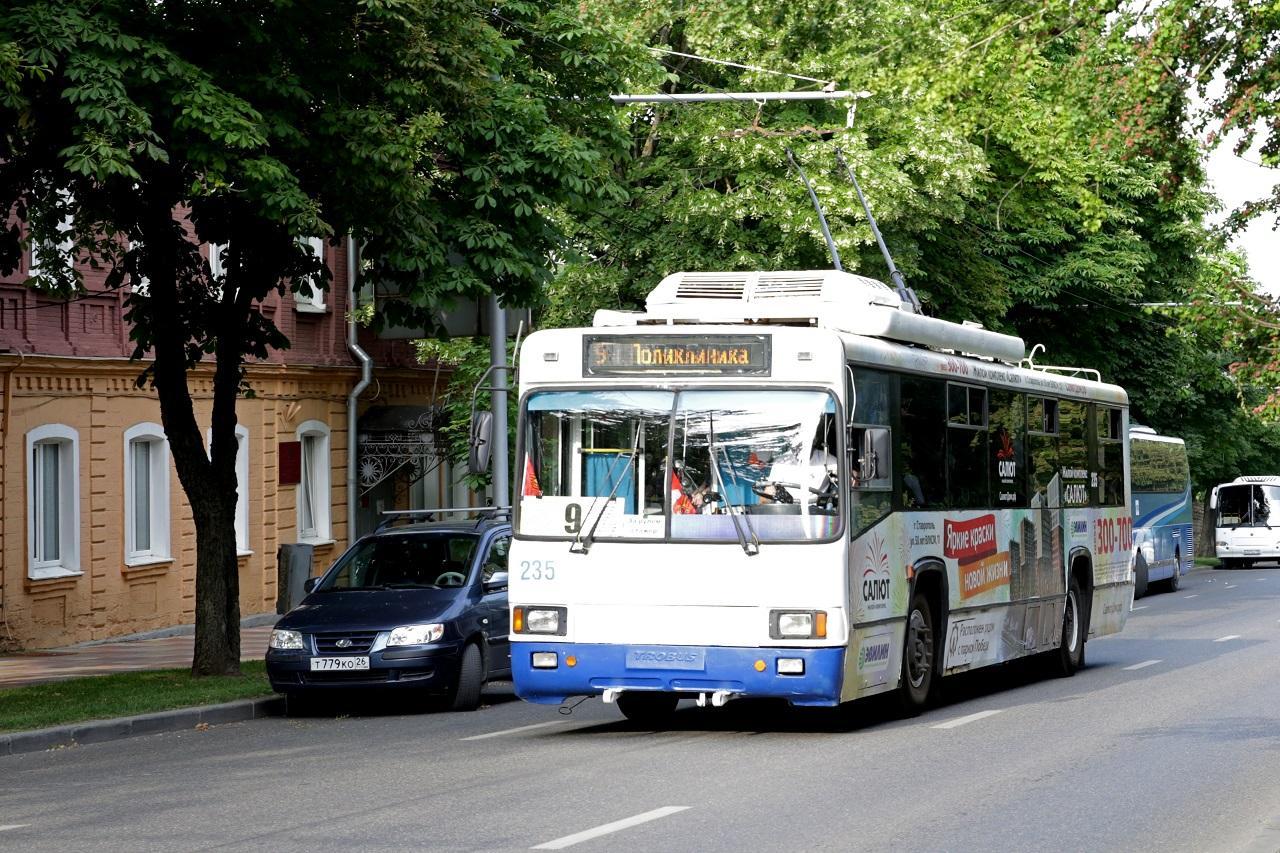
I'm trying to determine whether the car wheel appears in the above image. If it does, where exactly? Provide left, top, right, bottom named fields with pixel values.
left=1166, top=551, right=1181, bottom=592
left=1050, top=577, right=1086, bottom=677
left=1133, top=555, right=1149, bottom=600
left=448, top=643, right=485, bottom=712
left=897, top=591, right=936, bottom=715
left=616, top=691, right=680, bottom=725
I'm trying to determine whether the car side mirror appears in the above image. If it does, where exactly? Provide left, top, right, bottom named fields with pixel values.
left=303, top=577, right=320, bottom=594
left=483, top=570, right=508, bottom=593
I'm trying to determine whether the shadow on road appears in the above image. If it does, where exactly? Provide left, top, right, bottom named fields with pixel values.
left=281, top=680, right=522, bottom=719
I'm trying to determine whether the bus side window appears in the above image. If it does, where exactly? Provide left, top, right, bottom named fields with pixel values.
left=898, top=376, right=945, bottom=508
left=1095, top=406, right=1124, bottom=507
left=1028, top=397, right=1059, bottom=507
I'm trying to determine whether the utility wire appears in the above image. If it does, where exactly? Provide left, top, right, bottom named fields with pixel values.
left=647, top=47, right=835, bottom=88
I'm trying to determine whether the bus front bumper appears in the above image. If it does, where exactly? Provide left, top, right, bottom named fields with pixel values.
left=512, top=642, right=844, bottom=707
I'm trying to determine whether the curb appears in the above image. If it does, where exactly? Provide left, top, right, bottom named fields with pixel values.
left=0, top=695, right=284, bottom=757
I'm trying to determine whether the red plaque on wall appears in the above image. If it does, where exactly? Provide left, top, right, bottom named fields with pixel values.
left=279, top=441, right=301, bottom=485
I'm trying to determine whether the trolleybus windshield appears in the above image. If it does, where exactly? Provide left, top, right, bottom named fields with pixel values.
left=518, top=388, right=841, bottom=543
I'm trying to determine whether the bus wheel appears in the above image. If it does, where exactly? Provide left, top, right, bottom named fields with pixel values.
left=898, top=591, right=936, bottom=714
left=1051, top=577, right=1086, bottom=677
left=1133, top=555, right=1149, bottom=599
left=1166, top=551, right=1182, bottom=592
left=616, top=692, right=679, bottom=725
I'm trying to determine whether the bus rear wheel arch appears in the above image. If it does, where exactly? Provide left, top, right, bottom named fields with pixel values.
left=898, top=568, right=944, bottom=714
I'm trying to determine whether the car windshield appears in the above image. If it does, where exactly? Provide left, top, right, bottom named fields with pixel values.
left=317, top=533, right=479, bottom=590
left=519, top=388, right=841, bottom=542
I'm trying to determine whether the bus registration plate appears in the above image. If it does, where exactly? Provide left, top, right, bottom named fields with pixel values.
left=626, top=648, right=705, bottom=671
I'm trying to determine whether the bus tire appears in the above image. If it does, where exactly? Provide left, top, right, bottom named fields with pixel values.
left=1133, top=555, right=1149, bottom=599
left=1051, top=576, right=1086, bottom=677
left=898, top=591, right=937, bottom=715
left=616, top=691, right=680, bottom=725
left=1166, top=551, right=1182, bottom=592
left=448, top=643, right=485, bottom=712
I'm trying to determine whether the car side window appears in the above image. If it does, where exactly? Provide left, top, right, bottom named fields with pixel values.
left=482, top=535, right=510, bottom=583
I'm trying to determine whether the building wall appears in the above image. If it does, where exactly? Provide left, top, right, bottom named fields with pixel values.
left=0, top=356, right=439, bottom=649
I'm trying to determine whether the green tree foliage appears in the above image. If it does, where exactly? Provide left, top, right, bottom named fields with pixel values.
left=544, top=0, right=1280, bottom=493
left=0, top=0, right=643, bottom=672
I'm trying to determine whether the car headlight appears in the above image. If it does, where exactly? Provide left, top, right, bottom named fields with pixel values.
left=387, top=624, right=444, bottom=646
left=269, top=629, right=304, bottom=650
left=513, top=605, right=567, bottom=635
left=770, top=610, right=828, bottom=640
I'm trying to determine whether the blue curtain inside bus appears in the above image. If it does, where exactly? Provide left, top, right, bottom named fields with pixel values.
left=584, top=451, right=636, bottom=514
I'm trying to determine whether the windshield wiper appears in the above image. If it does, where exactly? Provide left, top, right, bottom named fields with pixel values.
left=571, top=424, right=641, bottom=555
left=712, top=443, right=760, bottom=556
left=378, top=583, right=439, bottom=589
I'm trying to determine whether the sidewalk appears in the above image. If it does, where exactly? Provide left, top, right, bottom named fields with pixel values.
left=0, top=623, right=274, bottom=689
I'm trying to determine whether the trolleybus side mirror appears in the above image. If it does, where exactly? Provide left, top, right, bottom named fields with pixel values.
left=859, top=427, right=891, bottom=486
left=468, top=410, right=493, bottom=475
left=1209, top=487, right=1218, bottom=510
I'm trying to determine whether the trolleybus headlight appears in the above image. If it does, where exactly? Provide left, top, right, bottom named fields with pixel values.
left=531, top=652, right=559, bottom=669
left=514, top=605, right=568, bottom=635
left=769, top=610, right=828, bottom=640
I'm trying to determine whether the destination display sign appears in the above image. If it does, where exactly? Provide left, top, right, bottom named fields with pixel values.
left=583, top=335, right=771, bottom=376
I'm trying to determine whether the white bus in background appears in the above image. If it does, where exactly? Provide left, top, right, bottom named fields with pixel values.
left=1211, top=476, right=1280, bottom=569
left=509, top=269, right=1133, bottom=722
left=1129, top=427, right=1192, bottom=597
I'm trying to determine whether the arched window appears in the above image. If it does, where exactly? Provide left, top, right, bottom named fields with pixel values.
left=124, top=423, right=171, bottom=564
left=26, top=424, right=80, bottom=579
left=296, top=420, right=332, bottom=543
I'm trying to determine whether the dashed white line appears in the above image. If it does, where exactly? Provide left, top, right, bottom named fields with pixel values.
left=1184, top=594, right=1200, bottom=599
left=461, top=721, right=563, bottom=741
left=0, top=826, right=29, bottom=832
left=1215, top=635, right=1242, bottom=643
left=1131, top=605, right=1149, bottom=611
left=1225, top=584, right=1238, bottom=589
left=532, top=807, right=690, bottom=850
left=932, top=709, right=1003, bottom=730
left=1124, top=659, right=1163, bottom=671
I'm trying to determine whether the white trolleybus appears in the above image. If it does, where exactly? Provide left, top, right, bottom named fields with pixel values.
left=509, top=270, right=1133, bottom=721
left=1211, top=476, right=1280, bottom=569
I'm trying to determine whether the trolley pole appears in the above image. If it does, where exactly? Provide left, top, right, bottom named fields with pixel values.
left=488, top=294, right=509, bottom=508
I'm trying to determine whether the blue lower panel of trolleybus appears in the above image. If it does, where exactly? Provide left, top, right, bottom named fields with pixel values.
left=512, top=643, right=845, bottom=707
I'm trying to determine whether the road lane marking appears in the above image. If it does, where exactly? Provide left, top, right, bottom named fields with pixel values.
left=931, top=709, right=1003, bottom=730
left=1215, top=635, right=1242, bottom=643
left=1124, top=659, right=1162, bottom=671
left=1184, top=594, right=1199, bottom=599
left=532, top=807, right=690, bottom=850
left=1131, top=605, right=1148, bottom=611
left=461, top=721, right=563, bottom=741
left=1226, top=584, right=1238, bottom=589
left=0, top=826, right=29, bottom=832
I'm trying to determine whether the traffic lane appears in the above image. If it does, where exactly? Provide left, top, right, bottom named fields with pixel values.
left=3, top=582, right=1278, bottom=852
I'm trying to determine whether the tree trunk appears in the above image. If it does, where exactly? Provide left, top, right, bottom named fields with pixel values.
left=140, top=207, right=242, bottom=676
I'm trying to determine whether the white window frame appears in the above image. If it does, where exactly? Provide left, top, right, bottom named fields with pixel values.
left=206, top=425, right=251, bottom=555
left=296, top=420, right=332, bottom=544
left=26, top=424, right=81, bottom=580
left=29, top=212, right=75, bottom=279
left=124, top=423, right=171, bottom=566
left=294, top=237, right=328, bottom=313
left=208, top=243, right=226, bottom=279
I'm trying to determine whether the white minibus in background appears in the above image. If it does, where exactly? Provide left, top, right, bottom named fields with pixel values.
left=1211, top=476, right=1280, bottom=568
left=509, top=269, right=1133, bottom=723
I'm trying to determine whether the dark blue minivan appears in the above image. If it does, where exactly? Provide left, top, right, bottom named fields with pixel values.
left=265, top=512, right=511, bottom=711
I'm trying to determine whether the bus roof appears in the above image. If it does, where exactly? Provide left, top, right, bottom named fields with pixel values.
left=1229, top=476, right=1280, bottom=485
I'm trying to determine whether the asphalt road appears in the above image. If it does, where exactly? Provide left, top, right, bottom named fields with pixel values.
left=4, top=565, right=1280, bottom=853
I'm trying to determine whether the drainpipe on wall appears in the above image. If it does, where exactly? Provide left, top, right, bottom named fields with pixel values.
left=346, top=237, right=373, bottom=544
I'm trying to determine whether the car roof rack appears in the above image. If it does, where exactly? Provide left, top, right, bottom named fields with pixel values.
left=376, top=506, right=512, bottom=532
